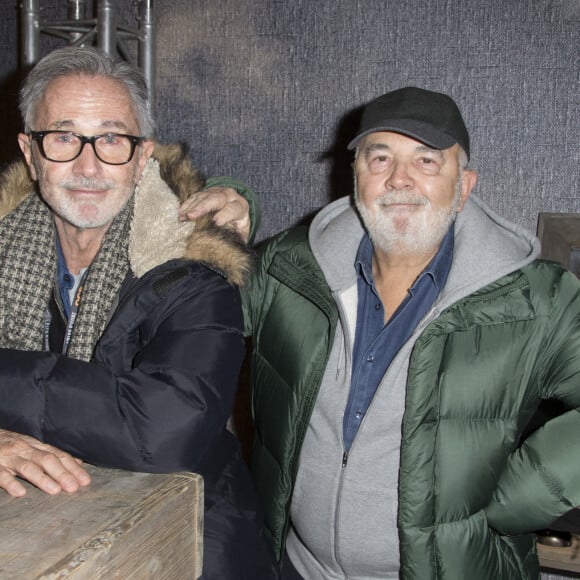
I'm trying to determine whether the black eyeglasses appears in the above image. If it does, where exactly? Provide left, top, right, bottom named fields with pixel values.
left=29, top=130, right=145, bottom=165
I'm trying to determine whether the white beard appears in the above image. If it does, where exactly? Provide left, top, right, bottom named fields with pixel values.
left=355, top=178, right=463, bottom=256
left=33, top=155, right=139, bottom=230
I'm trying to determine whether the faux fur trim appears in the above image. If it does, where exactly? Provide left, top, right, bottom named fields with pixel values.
left=130, top=158, right=194, bottom=277
left=0, top=162, right=36, bottom=219
left=153, top=142, right=204, bottom=204
left=0, top=143, right=251, bottom=286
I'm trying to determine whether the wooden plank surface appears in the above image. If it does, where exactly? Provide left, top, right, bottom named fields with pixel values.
left=539, top=535, right=580, bottom=575
left=0, top=465, right=203, bottom=579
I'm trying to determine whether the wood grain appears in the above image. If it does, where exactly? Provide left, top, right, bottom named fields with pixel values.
left=538, top=535, right=580, bottom=575
left=0, top=465, right=203, bottom=579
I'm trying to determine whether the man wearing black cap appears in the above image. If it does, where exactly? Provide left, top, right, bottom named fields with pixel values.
left=238, top=87, right=580, bottom=579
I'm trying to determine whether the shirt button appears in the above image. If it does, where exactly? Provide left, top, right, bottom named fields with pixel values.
left=355, top=411, right=362, bottom=419
left=366, top=354, right=374, bottom=363
left=63, top=273, right=73, bottom=286
left=375, top=304, right=381, bottom=311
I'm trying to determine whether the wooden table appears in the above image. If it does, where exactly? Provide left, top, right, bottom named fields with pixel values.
left=0, top=466, right=203, bottom=579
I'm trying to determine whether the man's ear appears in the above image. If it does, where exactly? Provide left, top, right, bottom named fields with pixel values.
left=456, top=169, right=478, bottom=212
left=136, top=139, right=154, bottom=175
left=17, top=133, right=38, bottom=181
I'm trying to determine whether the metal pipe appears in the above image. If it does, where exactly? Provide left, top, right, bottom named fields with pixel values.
left=67, top=0, right=87, bottom=44
left=138, top=0, right=156, bottom=106
left=97, top=0, right=117, bottom=56
left=67, top=0, right=86, bottom=20
left=20, top=0, right=41, bottom=67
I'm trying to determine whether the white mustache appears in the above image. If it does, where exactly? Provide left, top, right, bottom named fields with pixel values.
left=376, top=192, right=429, bottom=207
left=59, top=178, right=114, bottom=191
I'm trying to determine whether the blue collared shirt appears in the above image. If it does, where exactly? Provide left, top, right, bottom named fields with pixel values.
left=55, top=236, right=88, bottom=320
left=343, top=225, right=455, bottom=450
left=55, top=235, right=75, bottom=320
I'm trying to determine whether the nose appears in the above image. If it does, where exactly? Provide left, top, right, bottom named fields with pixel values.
left=386, top=161, right=413, bottom=190
left=72, top=142, right=100, bottom=176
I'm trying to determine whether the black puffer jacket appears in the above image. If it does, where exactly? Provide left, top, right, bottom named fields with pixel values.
left=0, top=146, right=276, bottom=579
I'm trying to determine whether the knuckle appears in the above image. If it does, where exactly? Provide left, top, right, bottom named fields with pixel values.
left=18, top=459, right=40, bottom=477
left=0, top=469, right=14, bottom=482
left=31, top=448, right=57, bottom=466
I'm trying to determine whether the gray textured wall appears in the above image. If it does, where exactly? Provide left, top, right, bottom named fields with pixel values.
left=0, top=0, right=578, bottom=240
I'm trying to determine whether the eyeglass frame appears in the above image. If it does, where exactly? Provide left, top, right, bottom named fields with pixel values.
left=28, top=130, right=145, bottom=166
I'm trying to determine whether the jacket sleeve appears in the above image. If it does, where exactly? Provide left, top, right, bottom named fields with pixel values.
left=485, top=269, right=580, bottom=533
left=203, top=176, right=261, bottom=245
left=241, top=230, right=292, bottom=338
left=0, top=265, right=245, bottom=474
left=241, top=242, right=269, bottom=338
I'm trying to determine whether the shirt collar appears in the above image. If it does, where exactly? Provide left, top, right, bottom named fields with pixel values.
left=55, top=234, right=74, bottom=290
left=355, top=222, right=455, bottom=292
left=354, top=234, right=375, bottom=287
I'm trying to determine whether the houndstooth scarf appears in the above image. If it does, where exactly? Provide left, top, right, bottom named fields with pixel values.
left=0, top=192, right=132, bottom=362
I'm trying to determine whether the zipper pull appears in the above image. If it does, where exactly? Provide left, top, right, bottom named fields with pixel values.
left=342, top=451, right=348, bottom=467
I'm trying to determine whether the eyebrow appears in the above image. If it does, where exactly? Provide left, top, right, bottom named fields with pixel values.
left=364, top=143, right=390, bottom=153
left=415, top=145, right=446, bottom=163
left=363, top=142, right=446, bottom=163
left=50, top=119, right=131, bottom=132
left=362, top=143, right=390, bottom=160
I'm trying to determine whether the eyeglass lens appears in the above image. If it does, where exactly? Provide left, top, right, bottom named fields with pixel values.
left=41, top=132, right=135, bottom=164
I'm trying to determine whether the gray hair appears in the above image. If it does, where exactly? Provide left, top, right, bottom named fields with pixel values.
left=457, top=147, right=468, bottom=171
left=19, top=46, right=155, bottom=137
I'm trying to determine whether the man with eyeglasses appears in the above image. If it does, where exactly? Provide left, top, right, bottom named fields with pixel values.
left=0, top=46, right=275, bottom=578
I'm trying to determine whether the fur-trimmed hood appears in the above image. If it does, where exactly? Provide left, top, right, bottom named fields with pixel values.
left=0, top=143, right=250, bottom=286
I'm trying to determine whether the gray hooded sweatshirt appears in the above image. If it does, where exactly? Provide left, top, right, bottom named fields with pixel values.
left=285, top=194, right=540, bottom=579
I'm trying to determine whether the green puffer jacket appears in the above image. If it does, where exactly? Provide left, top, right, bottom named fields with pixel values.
left=242, top=196, right=580, bottom=579
left=243, top=226, right=337, bottom=558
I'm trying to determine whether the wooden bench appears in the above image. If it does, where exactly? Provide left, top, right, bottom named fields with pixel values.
left=0, top=465, right=203, bottom=579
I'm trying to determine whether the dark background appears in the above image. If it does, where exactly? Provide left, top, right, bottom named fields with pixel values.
left=0, top=0, right=578, bottom=241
